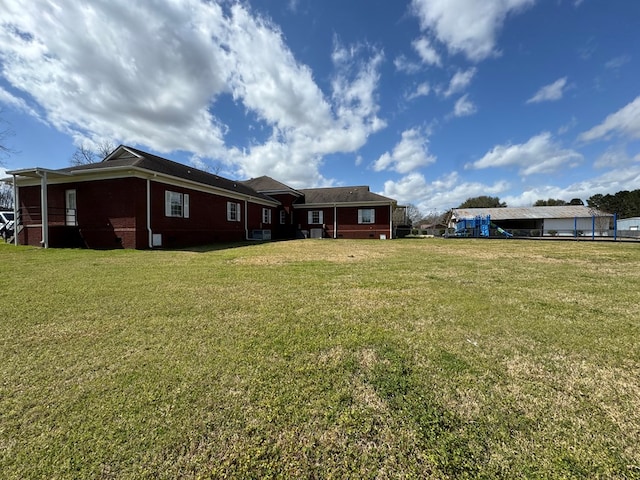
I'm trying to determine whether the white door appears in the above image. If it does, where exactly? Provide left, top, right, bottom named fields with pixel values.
left=65, top=189, right=77, bottom=226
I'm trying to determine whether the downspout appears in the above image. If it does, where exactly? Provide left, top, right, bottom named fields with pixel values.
left=40, top=170, right=49, bottom=248
left=147, top=179, right=153, bottom=248
left=333, top=204, right=337, bottom=239
left=389, top=203, right=393, bottom=239
left=12, top=174, right=19, bottom=246
left=244, top=200, right=249, bottom=240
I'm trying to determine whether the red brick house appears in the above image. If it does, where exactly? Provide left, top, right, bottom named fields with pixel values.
left=243, top=177, right=395, bottom=240
left=6, top=146, right=396, bottom=249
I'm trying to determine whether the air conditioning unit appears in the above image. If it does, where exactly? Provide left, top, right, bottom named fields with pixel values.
left=252, top=229, right=272, bottom=240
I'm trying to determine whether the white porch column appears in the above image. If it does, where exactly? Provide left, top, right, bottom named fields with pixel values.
left=40, top=171, right=49, bottom=248
left=12, top=174, right=19, bottom=246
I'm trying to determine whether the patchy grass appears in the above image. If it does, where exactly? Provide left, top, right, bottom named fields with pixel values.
left=1, top=239, right=639, bottom=478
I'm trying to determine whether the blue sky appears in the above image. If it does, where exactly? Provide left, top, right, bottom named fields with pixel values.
left=1, top=0, right=639, bottom=213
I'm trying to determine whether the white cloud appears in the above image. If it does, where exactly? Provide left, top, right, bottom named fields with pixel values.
left=443, top=68, right=477, bottom=97
left=0, top=87, right=41, bottom=119
left=557, top=116, right=578, bottom=135
left=373, top=128, right=436, bottom=174
left=468, top=132, right=583, bottom=176
left=593, top=146, right=640, bottom=169
left=0, top=1, right=386, bottom=188
left=412, top=37, right=442, bottom=67
left=605, top=55, right=631, bottom=70
left=394, top=55, right=422, bottom=74
left=383, top=171, right=510, bottom=212
left=503, top=165, right=640, bottom=207
left=410, top=0, right=535, bottom=61
left=452, top=94, right=477, bottom=117
left=406, top=82, right=431, bottom=101
left=526, top=77, right=568, bottom=104
left=579, top=96, right=640, bottom=142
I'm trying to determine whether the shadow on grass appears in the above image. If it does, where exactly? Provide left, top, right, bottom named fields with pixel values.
left=173, top=239, right=288, bottom=253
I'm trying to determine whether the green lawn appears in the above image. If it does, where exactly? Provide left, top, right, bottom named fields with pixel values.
left=1, top=239, right=639, bottom=479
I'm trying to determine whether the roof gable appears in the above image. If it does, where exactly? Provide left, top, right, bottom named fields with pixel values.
left=242, top=176, right=303, bottom=196
left=61, top=146, right=277, bottom=203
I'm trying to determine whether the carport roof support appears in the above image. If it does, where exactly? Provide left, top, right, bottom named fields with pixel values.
left=5, top=168, right=72, bottom=248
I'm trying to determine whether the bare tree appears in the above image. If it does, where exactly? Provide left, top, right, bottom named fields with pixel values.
left=405, top=203, right=423, bottom=225
left=0, top=184, right=13, bottom=209
left=587, top=205, right=612, bottom=237
left=1, top=111, right=16, bottom=164
left=70, top=140, right=116, bottom=166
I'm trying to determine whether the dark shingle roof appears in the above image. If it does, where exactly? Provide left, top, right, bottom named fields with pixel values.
left=298, top=186, right=393, bottom=205
left=64, top=146, right=276, bottom=203
left=242, top=176, right=303, bottom=196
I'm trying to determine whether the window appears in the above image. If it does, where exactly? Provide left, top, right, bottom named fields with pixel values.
left=280, top=210, right=286, bottom=225
left=358, top=208, right=375, bottom=224
left=65, top=189, right=77, bottom=226
left=308, top=210, right=323, bottom=225
left=262, top=208, right=272, bottom=224
left=227, top=201, right=241, bottom=222
left=165, top=191, right=189, bottom=218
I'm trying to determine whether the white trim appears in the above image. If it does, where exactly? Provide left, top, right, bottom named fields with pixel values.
left=65, top=189, right=77, bottom=226
left=358, top=208, right=375, bottom=224
left=308, top=210, right=323, bottom=224
left=147, top=179, right=153, bottom=248
left=262, top=207, right=272, bottom=224
left=227, top=201, right=241, bottom=222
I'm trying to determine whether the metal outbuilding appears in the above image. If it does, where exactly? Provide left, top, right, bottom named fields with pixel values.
left=450, top=206, right=614, bottom=237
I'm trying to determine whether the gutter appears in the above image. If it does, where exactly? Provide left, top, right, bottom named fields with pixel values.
left=244, top=200, right=249, bottom=240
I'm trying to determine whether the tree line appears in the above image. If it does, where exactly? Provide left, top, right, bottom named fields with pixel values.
left=454, top=191, right=640, bottom=218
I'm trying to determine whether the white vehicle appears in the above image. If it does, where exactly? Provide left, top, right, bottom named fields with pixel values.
left=0, top=211, right=15, bottom=240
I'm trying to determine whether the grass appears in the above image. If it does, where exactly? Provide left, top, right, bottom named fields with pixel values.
left=1, top=238, right=639, bottom=479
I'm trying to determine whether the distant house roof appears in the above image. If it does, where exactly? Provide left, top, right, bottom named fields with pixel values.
left=297, top=186, right=394, bottom=206
left=452, top=206, right=612, bottom=221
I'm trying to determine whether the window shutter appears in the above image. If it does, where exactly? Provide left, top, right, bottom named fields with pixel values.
left=318, top=211, right=323, bottom=224
left=227, top=202, right=232, bottom=221
left=165, top=191, right=171, bottom=217
left=358, top=209, right=363, bottom=224
left=370, top=209, right=375, bottom=223
left=183, top=194, right=189, bottom=218
left=237, top=203, right=241, bottom=222
left=308, top=211, right=313, bottom=224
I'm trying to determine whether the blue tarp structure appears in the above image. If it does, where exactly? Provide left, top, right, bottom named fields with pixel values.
left=455, top=215, right=512, bottom=238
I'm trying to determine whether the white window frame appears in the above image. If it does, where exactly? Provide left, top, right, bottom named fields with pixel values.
left=227, top=201, right=241, bottom=222
left=279, top=210, right=286, bottom=225
left=65, top=189, right=77, bottom=226
left=165, top=190, right=189, bottom=218
left=308, top=210, right=323, bottom=225
left=262, top=208, right=272, bottom=224
left=358, top=208, right=375, bottom=224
